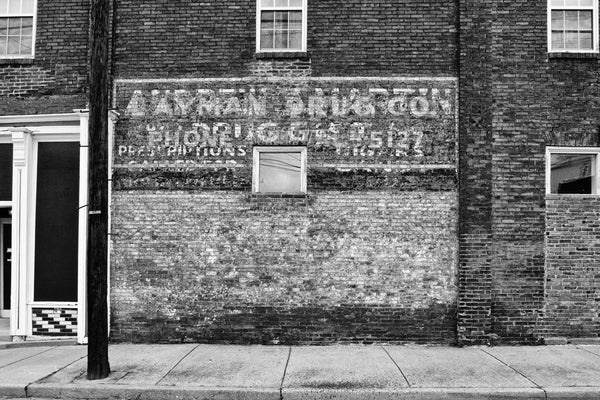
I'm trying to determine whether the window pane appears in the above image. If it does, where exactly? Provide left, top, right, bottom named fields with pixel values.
left=565, top=31, right=579, bottom=48
left=564, top=11, right=579, bottom=29
left=261, top=0, right=273, bottom=7
left=261, top=11, right=274, bottom=30
left=580, top=0, right=594, bottom=5
left=551, top=154, right=594, bottom=194
left=551, top=0, right=564, bottom=5
left=21, top=0, right=31, bottom=13
left=274, top=0, right=288, bottom=7
left=289, top=30, right=301, bottom=49
left=289, top=0, right=302, bottom=6
left=565, top=0, right=579, bottom=6
left=274, top=11, right=288, bottom=30
left=259, top=152, right=301, bottom=193
left=274, top=29, right=287, bottom=48
left=552, top=31, right=564, bottom=48
left=0, top=0, right=7, bottom=14
left=0, top=37, right=6, bottom=55
left=580, top=10, right=592, bottom=29
left=20, top=34, right=30, bottom=53
left=580, top=31, right=593, bottom=48
left=21, top=16, right=31, bottom=35
left=7, top=0, right=19, bottom=14
left=8, top=17, right=19, bottom=35
left=7, top=35, right=19, bottom=54
left=260, top=30, right=273, bottom=49
left=289, top=10, right=301, bottom=30
left=0, top=18, right=7, bottom=33
left=552, top=11, right=564, bottom=30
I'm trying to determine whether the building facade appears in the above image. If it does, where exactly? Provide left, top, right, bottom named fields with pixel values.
left=0, top=0, right=599, bottom=345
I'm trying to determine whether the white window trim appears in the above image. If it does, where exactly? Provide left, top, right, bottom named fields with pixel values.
left=0, top=0, right=37, bottom=59
left=255, top=0, right=307, bottom=53
left=545, top=146, right=600, bottom=195
left=252, top=146, right=307, bottom=193
left=547, top=0, right=599, bottom=53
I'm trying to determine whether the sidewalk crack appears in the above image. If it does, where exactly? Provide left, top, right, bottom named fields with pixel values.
left=279, top=346, right=292, bottom=400
left=575, top=345, right=600, bottom=358
left=478, top=348, right=542, bottom=388
left=380, top=346, right=411, bottom=387
left=156, top=343, right=200, bottom=385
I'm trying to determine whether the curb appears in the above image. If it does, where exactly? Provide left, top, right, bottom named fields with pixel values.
left=27, top=383, right=281, bottom=400
left=0, top=383, right=27, bottom=398
left=23, top=384, right=595, bottom=400
left=0, top=339, right=77, bottom=350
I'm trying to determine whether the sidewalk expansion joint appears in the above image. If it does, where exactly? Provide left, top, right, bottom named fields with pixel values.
left=26, top=351, right=88, bottom=396
left=279, top=346, right=292, bottom=400
left=576, top=345, right=600, bottom=359
left=478, top=348, right=542, bottom=389
left=0, top=345, right=57, bottom=371
left=380, top=345, right=411, bottom=387
left=156, top=344, right=200, bottom=385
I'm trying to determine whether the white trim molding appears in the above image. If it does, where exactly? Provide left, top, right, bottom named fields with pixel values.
left=2, top=112, right=94, bottom=342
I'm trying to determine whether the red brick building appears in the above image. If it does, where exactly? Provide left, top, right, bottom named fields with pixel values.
left=0, top=0, right=599, bottom=345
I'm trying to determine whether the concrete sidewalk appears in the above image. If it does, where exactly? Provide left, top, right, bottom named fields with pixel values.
left=1, top=344, right=600, bottom=400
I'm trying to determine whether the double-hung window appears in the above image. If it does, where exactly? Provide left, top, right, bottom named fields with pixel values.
left=0, top=0, right=35, bottom=58
left=548, top=0, right=598, bottom=52
left=256, top=0, right=307, bottom=52
left=546, top=147, right=600, bottom=194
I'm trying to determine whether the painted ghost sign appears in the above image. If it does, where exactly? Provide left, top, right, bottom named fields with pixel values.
left=113, top=78, right=457, bottom=167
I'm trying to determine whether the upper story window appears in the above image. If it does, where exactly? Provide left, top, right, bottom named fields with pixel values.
left=252, top=146, right=307, bottom=193
left=0, top=0, right=35, bottom=58
left=256, top=0, right=307, bottom=53
left=548, top=0, right=598, bottom=52
left=546, top=147, right=600, bottom=194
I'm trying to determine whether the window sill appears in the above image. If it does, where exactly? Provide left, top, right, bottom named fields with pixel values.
left=255, top=51, right=310, bottom=61
left=0, top=58, right=34, bottom=65
left=546, top=193, right=599, bottom=197
left=249, top=192, right=308, bottom=198
left=548, top=52, right=599, bottom=59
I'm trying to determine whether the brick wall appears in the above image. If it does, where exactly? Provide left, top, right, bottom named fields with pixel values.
left=459, top=0, right=600, bottom=343
left=110, top=190, right=458, bottom=344
left=544, top=197, right=600, bottom=339
left=109, top=76, right=459, bottom=343
left=0, top=0, right=88, bottom=114
left=112, top=0, right=457, bottom=79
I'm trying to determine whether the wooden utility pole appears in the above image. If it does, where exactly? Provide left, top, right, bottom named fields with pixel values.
left=87, top=0, right=110, bottom=380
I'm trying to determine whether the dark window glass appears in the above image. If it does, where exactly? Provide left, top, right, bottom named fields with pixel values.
left=0, top=144, right=12, bottom=201
left=34, top=142, right=79, bottom=302
left=551, top=153, right=594, bottom=194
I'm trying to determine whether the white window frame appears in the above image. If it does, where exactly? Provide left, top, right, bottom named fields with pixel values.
left=255, top=0, right=307, bottom=53
left=546, top=146, right=600, bottom=195
left=252, top=146, right=307, bottom=193
left=547, top=0, right=599, bottom=53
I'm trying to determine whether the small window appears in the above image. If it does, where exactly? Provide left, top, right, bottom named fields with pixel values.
left=252, top=146, right=307, bottom=193
left=547, top=147, right=600, bottom=194
left=0, top=0, right=35, bottom=58
left=256, top=0, right=306, bottom=52
left=548, top=0, right=598, bottom=52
